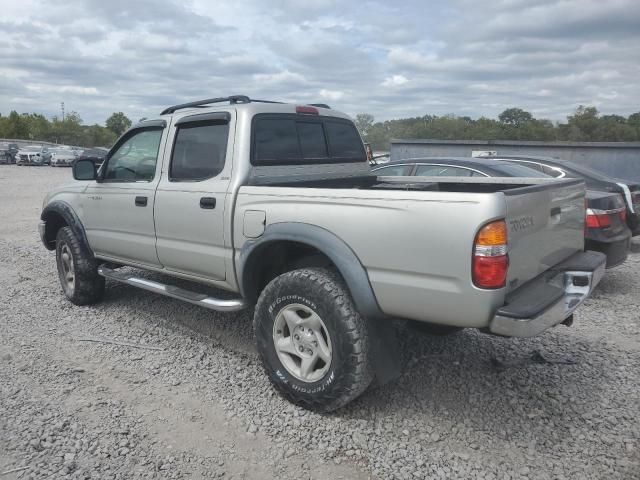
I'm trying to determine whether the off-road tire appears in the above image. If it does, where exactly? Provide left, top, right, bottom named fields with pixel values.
left=55, top=226, right=105, bottom=305
left=254, top=268, right=374, bottom=412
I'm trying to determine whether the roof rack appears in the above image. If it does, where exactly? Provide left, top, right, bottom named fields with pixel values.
left=161, top=96, right=331, bottom=115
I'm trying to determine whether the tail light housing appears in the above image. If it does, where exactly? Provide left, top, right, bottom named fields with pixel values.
left=585, top=207, right=626, bottom=229
left=585, top=209, right=612, bottom=228
left=472, top=220, right=508, bottom=289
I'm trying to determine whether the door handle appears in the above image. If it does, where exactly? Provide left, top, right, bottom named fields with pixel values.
left=200, top=197, right=216, bottom=209
left=135, top=196, right=148, bottom=207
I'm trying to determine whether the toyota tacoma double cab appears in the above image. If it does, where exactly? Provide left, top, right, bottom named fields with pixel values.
left=39, top=95, right=606, bottom=411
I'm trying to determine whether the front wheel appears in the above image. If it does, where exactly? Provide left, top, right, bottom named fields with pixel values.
left=254, top=268, right=374, bottom=412
left=55, top=227, right=105, bottom=305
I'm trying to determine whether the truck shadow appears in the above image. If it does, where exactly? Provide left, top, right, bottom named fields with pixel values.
left=99, top=268, right=636, bottom=462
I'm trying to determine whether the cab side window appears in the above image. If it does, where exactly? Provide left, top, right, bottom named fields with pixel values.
left=170, top=121, right=229, bottom=181
left=104, top=129, right=163, bottom=182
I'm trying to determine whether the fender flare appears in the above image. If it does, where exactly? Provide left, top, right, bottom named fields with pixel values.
left=40, top=201, right=93, bottom=255
left=238, top=222, right=384, bottom=320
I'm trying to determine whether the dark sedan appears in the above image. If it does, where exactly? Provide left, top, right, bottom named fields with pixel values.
left=493, top=155, right=640, bottom=236
left=76, top=147, right=108, bottom=167
left=372, top=157, right=631, bottom=268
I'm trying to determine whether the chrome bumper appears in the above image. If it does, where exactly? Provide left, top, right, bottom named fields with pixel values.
left=489, top=251, right=606, bottom=337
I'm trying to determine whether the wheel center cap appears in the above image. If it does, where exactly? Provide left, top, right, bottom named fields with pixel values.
left=293, top=326, right=316, bottom=353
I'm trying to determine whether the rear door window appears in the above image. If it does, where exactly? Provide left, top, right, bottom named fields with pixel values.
left=170, top=121, right=229, bottom=181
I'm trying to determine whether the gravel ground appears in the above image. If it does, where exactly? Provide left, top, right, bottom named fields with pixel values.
left=0, top=165, right=638, bottom=480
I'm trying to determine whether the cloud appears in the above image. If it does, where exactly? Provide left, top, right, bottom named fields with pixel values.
left=319, top=89, right=344, bottom=101
left=381, top=75, right=409, bottom=87
left=0, top=0, right=638, bottom=125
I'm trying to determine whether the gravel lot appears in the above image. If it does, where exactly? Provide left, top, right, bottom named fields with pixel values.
left=1, top=165, right=639, bottom=480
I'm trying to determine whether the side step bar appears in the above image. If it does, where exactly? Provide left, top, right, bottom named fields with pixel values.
left=98, top=266, right=246, bottom=312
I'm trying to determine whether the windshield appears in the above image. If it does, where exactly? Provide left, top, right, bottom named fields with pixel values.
left=491, top=162, right=551, bottom=177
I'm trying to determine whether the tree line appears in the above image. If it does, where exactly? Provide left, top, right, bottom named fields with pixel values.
left=0, top=110, right=133, bottom=147
left=2, top=105, right=639, bottom=150
left=356, top=106, right=640, bottom=150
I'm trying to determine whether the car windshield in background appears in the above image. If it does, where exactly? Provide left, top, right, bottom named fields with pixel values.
left=491, top=162, right=551, bottom=177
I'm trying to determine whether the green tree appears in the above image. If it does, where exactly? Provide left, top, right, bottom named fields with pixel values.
left=566, top=105, right=600, bottom=140
left=105, top=112, right=132, bottom=136
left=498, top=108, right=533, bottom=128
left=354, top=113, right=375, bottom=138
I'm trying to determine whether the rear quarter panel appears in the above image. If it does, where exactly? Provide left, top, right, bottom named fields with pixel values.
left=234, top=186, right=507, bottom=327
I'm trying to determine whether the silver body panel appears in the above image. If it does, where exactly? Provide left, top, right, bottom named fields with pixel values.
left=41, top=101, right=593, bottom=332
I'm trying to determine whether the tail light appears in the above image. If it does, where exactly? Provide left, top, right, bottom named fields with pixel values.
left=586, top=207, right=626, bottom=229
left=585, top=209, right=612, bottom=228
left=472, top=220, right=508, bottom=289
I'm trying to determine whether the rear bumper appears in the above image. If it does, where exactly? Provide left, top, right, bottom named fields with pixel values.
left=585, top=235, right=630, bottom=269
left=489, top=251, right=606, bottom=337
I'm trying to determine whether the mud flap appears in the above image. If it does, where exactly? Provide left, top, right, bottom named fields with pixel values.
left=368, top=316, right=402, bottom=387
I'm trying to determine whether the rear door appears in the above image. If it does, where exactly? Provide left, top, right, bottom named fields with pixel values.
left=503, top=179, right=585, bottom=292
left=153, top=111, right=234, bottom=281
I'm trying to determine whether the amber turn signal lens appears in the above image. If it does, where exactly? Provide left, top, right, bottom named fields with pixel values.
left=475, top=220, right=507, bottom=246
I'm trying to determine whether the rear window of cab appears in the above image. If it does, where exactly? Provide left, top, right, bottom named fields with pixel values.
left=251, top=114, right=366, bottom=166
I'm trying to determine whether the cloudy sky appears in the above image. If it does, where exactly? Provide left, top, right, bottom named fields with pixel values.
left=1, top=0, right=639, bottom=124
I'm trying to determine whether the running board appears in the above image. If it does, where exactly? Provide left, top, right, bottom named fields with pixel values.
left=97, top=266, right=246, bottom=312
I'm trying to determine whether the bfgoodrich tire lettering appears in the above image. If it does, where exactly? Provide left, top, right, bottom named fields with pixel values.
left=254, top=268, right=374, bottom=412
left=55, top=226, right=105, bottom=305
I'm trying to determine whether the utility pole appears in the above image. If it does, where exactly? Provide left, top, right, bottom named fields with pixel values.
left=61, top=102, right=65, bottom=122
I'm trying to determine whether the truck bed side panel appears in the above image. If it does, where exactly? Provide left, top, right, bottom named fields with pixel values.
left=235, top=187, right=506, bottom=328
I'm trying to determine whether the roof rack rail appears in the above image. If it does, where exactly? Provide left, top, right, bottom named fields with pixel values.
left=309, top=103, right=331, bottom=109
left=161, top=95, right=288, bottom=115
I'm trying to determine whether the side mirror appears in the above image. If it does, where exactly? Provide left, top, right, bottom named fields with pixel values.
left=73, top=159, right=97, bottom=181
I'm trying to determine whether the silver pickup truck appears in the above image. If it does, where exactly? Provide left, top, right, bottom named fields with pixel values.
left=39, top=96, right=606, bottom=411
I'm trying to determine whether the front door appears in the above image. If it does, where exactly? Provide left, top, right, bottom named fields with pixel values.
left=153, top=112, right=233, bottom=281
left=81, top=125, right=167, bottom=267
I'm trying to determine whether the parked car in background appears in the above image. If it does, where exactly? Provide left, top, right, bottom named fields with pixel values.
left=76, top=147, right=108, bottom=167
left=0, top=143, right=18, bottom=164
left=493, top=156, right=640, bottom=236
left=50, top=147, right=79, bottom=166
left=372, top=157, right=631, bottom=268
left=16, top=145, right=51, bottom=165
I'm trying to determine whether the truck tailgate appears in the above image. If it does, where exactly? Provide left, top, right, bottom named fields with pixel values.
left=505, top=179, right=585, bottom=292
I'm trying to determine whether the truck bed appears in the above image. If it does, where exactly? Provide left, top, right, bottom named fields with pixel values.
left=247, top=167, right=583, bottom=195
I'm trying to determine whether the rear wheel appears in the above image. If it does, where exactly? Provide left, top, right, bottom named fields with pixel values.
left=254, top=268, right=374, bottom=412
left=55, top=227, right=105, bottom=305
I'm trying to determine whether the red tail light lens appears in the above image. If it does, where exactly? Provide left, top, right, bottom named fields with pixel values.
left=585, top=210, right=612, bottom=228
left=473, top=256, right=509, bottom=289
left=472, top=220, right=508, bottom=289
